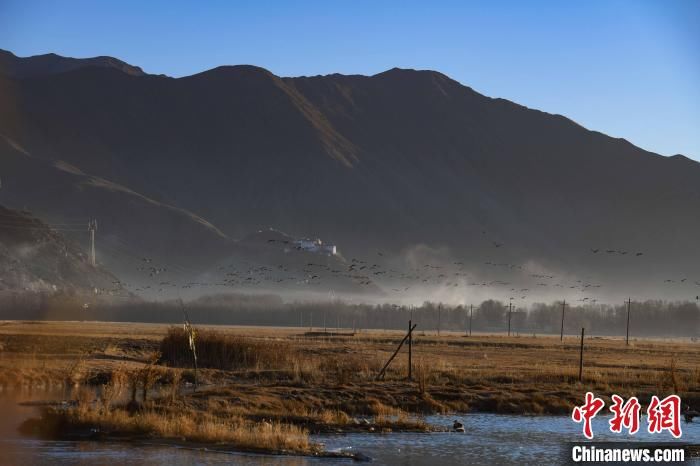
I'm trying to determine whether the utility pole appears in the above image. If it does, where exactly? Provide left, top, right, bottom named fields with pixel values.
left=408, top=319, right=413, bottom=380
left=507, top=301, right=513, bottom=336
left=326, top=290, right=333, bottom=335
left=560, top=300, right=566, bottom=341
left=88, top=219, right=97, bottom=266
left=469, top=304, right=473, bottom=337
left=464, top=305, right=468, bottom=337
left=437, top=304, right=441, bottom=336
left=625, top=298, right=631, bottom=346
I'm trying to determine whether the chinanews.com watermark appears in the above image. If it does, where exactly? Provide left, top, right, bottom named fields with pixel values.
left=568, top=443, right=695, bottom=463
left=566, top=392, right=700, bottom=464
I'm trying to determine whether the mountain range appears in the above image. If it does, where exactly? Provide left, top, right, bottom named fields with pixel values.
left=0, top=49, right=698, bottom=302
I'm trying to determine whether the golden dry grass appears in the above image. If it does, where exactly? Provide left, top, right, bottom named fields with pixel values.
left=60, top=405, right=314, bottom=453
left=160, top=327, right=294, bottom=370
left=5, top=320, right=700, bottom=458
left=2, top=321, right=699, bottom=418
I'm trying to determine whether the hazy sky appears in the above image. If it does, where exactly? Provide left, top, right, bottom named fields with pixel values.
left=1, top=0, right=698, bottom=160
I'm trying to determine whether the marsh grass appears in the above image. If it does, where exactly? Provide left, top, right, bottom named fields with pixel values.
left=140, top=352, right=161, bottom=403
left=374, top=412, right=430, bottom=431
left=60, top=405, right=314, bottom=453
left=100, top=365, right=127, bottom=411
left=160, top=328, right=294, bottom=371
left=5, top=323, right=700, bottom=424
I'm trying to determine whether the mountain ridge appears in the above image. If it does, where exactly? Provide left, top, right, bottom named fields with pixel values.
left=0, top=50, right=698, bottom=301
left=0, top=49, right=147, bottom=78
left=1, top=47, right=692, bottom=162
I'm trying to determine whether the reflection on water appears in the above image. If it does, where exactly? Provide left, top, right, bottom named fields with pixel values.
left=2, top=393, right=699, bottom=465
left=0, top=439, right=322, bottom=466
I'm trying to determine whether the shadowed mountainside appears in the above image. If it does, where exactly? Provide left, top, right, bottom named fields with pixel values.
left=0, top=50, right=698, bottom=299
left=0, top=135, right=373, bottom=297
left=0, top=135, right=235, bottom=287
left=0, top=204, right=118, bottom=294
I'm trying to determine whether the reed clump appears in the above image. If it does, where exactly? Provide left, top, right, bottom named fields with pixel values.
left=159, top=328, right=294, bottom=371
left=42, top=402, right=315, bottom=454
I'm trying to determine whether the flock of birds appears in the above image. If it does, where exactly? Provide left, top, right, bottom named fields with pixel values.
left=92, top=232, right=700, bottom=305
left=590, top=248, right=643, bottom=256
left=81, top=232, right=700, bottom=428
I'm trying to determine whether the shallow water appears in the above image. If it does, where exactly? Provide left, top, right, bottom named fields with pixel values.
left=2, top=396, right=699, bottom=465
left=320, top=414, right=700, bottom=465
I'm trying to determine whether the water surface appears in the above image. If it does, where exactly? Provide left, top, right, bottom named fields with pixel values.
left=3, top=396, right=699, bottom=465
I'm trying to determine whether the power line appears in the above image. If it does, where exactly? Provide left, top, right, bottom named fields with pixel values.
left=0, top=224, right=86, bottom=232
left=0, top=221, right=86, bottom=227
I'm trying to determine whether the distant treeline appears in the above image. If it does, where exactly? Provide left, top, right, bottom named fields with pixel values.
left=0, top=291, right=698, bottom=338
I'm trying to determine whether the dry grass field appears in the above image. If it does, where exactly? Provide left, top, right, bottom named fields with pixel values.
left=1, top=320, right=699, bottom=454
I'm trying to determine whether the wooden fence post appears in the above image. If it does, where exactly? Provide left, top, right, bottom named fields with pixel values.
left=507, top=302, right=513, bottom=336
left=560, top=300, right=566, bottom=341
left=469, top=304, right=473, bottom=337
left=376, top=323, right=417, bottom=381
left=625, top=298, right=631, bottom=346
left=579, top=327, right=585, bottom=382
left=408, top=320, right=413, bottom=380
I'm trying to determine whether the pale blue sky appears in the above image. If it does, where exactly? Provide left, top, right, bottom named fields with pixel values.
left=1, top=0, right=698, bottom=159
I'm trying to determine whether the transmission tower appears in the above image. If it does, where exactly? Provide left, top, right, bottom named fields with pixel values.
left=88, top=219, right=97, bottom=266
